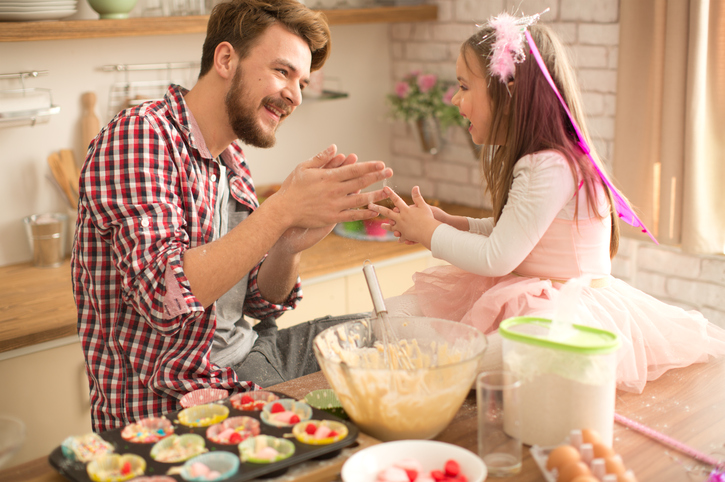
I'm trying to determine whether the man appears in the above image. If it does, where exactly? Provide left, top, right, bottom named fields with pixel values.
left=71, top=0, right=393, bottom=432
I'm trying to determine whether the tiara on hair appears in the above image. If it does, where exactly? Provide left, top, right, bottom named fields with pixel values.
left=480, top=9, right=548, bottom=83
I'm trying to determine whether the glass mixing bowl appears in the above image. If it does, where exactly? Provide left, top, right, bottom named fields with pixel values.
left=313, top=316, right=487, bottom=441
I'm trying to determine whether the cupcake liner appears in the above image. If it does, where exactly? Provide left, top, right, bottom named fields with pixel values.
left=121, top=417, right=173, bottom=443
left=86, top=453, right=145, bottom=482
left=180, top=388, right=229, bottom=409
left=260, top=399, right=312, bottom=428
left=229, top=391, right=279, bottom=411
left=206, top=416, right=261, bottom=445
left=150, top=434, right=207, bottom=463
left=61, top=433, right=115, bottom=462
left=180, top=451, right=240, bottom=481
left=292, top=419, right=349, bottom=446
left=177, top=404, right=229, bottom=427
left=238, top=435, right=295, bottom=464
left=303, top=389, right=348, bottom=420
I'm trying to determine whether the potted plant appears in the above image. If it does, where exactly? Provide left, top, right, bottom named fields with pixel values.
left=387, top=71, right=465, bottom=155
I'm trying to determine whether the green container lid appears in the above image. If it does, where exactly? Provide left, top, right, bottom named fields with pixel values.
left=499, top=317, right=620, bottom=355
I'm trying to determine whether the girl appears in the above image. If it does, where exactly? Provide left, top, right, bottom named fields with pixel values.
left=369, top=14, right=725, bottom=393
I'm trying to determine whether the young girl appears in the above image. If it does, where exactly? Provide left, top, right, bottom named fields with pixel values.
left=369, top=14, right=725, bottom=393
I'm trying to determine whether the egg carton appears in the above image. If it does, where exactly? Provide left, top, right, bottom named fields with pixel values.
left=530, top=444, right=558, bottom=482
left=529, top=436, right=636, bottom=482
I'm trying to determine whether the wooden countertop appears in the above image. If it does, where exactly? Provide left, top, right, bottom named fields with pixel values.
left=0, top=202, right=489, bottom=354
left=4, top=357, right=725, bottom=482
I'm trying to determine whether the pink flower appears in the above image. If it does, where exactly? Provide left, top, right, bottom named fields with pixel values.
left=443, top=85, right=457, bottom=105
left=417, top=74, right=437, bottom=93
left=395, top=81, right=410, bottom=98
left=405, top=69, right=422, bottom=80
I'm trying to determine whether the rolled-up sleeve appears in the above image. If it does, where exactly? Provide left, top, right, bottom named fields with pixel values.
left=86, top=114, right=204, bottom=335
left=244, top=259, right=302, bottom=320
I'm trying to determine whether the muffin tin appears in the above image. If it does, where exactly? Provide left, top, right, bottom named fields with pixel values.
left=48, top=391, right=358, bottom=482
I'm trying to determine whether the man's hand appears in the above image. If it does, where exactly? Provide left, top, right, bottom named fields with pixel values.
left=268, top=144, right=394, bottom=231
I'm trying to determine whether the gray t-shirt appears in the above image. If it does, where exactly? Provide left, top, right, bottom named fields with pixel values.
left=209, top=163, right=258, bottom=368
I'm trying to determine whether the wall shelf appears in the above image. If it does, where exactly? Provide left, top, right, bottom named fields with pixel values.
left=0, top=4, right=437, bottom=42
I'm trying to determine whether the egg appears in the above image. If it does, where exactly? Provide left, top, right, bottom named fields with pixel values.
left=605, top=454, right=626, bottom=475
left=571, top=476, right=599, bottom=482
left=618, top=470, right=639, bottom=482
left=581, top=428, right=602, bottom=445
left=591, top=441, right=615, bottom=459
left=557, top=461, right=591, bottom=482
left=546, top=444, right=581, bottom=471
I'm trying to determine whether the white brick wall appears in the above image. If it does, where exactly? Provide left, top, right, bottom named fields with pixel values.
left=386, top=0, right=620, bottom=204
left=611, top=238, right=725, bottom=328
left=386, top=0, right=725, bottom=326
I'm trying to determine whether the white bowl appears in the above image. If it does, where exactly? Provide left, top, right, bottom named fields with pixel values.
left=341, top=440, right=487, bottom=482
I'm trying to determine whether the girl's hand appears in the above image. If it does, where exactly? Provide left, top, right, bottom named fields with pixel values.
left=368, top=186, right=441, bottom=250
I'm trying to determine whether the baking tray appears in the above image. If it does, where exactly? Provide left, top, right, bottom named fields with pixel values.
left=48, top=391, right=359, bottom=481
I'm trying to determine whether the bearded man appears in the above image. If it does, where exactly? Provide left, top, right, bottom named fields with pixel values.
left=71, top=0, right=392, bottom=432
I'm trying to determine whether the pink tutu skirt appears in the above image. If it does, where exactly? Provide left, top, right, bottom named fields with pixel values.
left=407, top=264, right=725, bottom=393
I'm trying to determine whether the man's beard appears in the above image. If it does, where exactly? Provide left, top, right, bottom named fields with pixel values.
left=225, top=66, right=289, bottom=148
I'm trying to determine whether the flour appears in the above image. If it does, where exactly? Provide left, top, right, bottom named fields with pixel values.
left=502, top=339, right=616, bottom=447
left=507, top=372, right=615, bottom=447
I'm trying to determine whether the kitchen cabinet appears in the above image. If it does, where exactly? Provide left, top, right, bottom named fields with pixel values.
left=277, top=249, right=447, bottom=329
left=0, top=4, right=437, bottom=42
left=0, top=342, right=92, bottom=469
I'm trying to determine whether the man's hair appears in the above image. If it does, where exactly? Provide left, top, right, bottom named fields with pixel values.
left=200, top=0, right=331, bottom=77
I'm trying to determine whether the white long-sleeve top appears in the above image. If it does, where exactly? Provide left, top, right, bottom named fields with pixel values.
left=431, top=150, right=611, bottom=279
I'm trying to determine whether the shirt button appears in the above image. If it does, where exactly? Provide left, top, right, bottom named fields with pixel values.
left=211, top=174, right=217, bottom=182
left=141, top=217, right=150, bottom=228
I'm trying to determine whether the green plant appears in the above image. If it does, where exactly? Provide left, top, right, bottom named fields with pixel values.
left=387, top=71, right=468, bottom=130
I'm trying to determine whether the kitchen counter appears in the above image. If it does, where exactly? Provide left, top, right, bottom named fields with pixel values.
left=3, top=357, right=725, bottom=482
left=0, top=202, right=489, bottom=355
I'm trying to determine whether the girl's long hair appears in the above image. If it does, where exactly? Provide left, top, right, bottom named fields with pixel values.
left=464, top=23, right=621, bottom=258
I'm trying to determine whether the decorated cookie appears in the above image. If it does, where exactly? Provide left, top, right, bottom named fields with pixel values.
left=121, top=417, right=173, bottom=443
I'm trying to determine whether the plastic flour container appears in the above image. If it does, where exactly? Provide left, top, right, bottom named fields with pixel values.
left=499, top=316, right=620, bottom=447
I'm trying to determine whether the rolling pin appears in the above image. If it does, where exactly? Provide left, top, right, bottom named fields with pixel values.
left=81, top=92, right=100, bottom=150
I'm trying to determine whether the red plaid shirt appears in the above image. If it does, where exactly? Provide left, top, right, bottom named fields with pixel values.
left=71, top=85, right=301, bottom=432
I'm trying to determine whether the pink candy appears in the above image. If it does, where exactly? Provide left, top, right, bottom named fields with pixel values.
left=188, top=462, right=221, bottom=480
left=254, top=446, right=280, bottom=460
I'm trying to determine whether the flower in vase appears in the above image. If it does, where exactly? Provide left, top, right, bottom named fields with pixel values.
left=387, top=70, right=466, bottom=130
